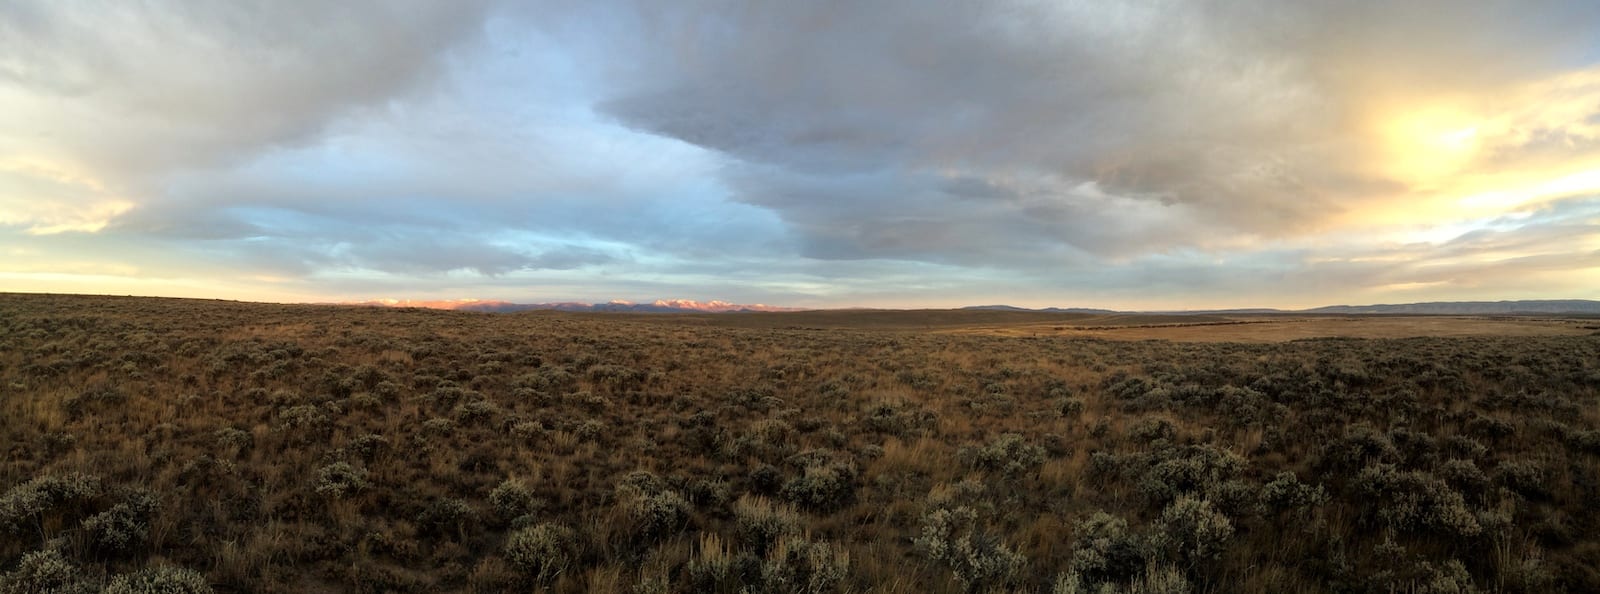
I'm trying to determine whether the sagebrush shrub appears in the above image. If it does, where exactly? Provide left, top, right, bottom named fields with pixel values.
left=588, top=364, right=648, bottom=391
left=421, top=417, right=455, bottom=436
left=615, top=472, right=691, bottom=542
left=1437, top=459, right=1489, bottom=502
left=372, top=380, right=402, bottom=399
left=275, top=404, right=327, bottom=433
left=683, top=532, right=734, bottom=591
left=733, top=495, right=802, bottom=555
left=510, top=421, right=544, bottom=441
left=760, top=535, right=851, bottom=594
left=923, top=479, right=990, bottom=512
left=103, top=564, right=213, bottom=594
left=1493, top=460, right=1548, bottom=499
left=687, top=478, right=732, bottom=510
left=514, top=367, right=575, bottom=393
left=0, top=548, right=96, bottom=594
left=1258, top=472, right=1328, bottom=515
left=1054, top=563, right=1191, bottom=594
left=575, top=419, right=607, bottom=443
left=1058, top=397, right=1087, bottom=417
left=1136, top=445, right=1245, bottom=508
left=313, top=462, right=368, bottom=499
left=1071, top=511, right=1146, bottom=587
left=454, top=399, right=500, bottom=425
left=503, top=523, right=575, bottom=585
left=1439, top=435, right=1488, bottom=460
left=1409, top=559, right=1477, bottom=594
left=489, top=478, right=538, bottom=522
left=0, top=473, right=103, bottom=538
left=916, top=506, right=1026, bottom=593
left=428, top=386, right=473, bottom=407
left=862, top=401, right=937, bottom=437
left=416, top=498, right=475, bottom=540
left=212, top=427, right=252, bottom=453
left=1354, top=464, right=1480, bottom=538
left=732, top=419, right=797, bottom=461
left=781, top=462, right=857, bottom=512
left=960, top=433, right=1045, bottom=477
left=1149, top=496, right=1234, bottom=568
left=779, top=450, right=858, bottom=512
left=749, top=464, right=784, bottom=495
left=83, top=489, right=159, bottom=559
left=349, top=434, right=390, bottom=461
left=62, top=385, right=126, bottom=418
left=1318, top=425, right=1400, bottom=472
left=1128, top=417, right=1176, bottom=442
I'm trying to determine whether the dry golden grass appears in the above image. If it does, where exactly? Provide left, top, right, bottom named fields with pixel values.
left=1, top=293, right=1598, bottom=593
left=951, top=315, right=1596, bottom=342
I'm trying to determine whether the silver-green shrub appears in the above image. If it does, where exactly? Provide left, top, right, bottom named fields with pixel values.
left=733, top=495, right=802, bottom=555
left=489, top=478, right=538, bottom=522
left=0, top=473, right=103, bottom=537
left=0, top=548, right=96, bottom=594
left=313, top=462, right=368, bottom=499
left=503, top=523, right=575, bottom=586
left=915, top=506, right=1026, bottom=593
left=104, top=565, right=213, bottom=594
left=1149, top=496, right=1234, bottom=567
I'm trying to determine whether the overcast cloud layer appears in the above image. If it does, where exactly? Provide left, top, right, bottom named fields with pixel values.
left=2, top=1, right=1598, bottom=308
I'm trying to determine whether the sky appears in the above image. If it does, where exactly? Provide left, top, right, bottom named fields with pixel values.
left=2, top=1, right=1599, bottom=310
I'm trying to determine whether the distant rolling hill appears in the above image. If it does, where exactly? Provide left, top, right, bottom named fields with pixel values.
left=962, top=304, right=1119, bottom=314
left=967, top=300, right=1600, bottom=315
left=461, top=299, right=802, bottom=313
left=1303, top=300, right=1600, bottom=315
left=344, top=298, right=802, bottom=313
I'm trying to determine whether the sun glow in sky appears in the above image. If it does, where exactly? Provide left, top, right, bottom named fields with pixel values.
left=1376, top=105, right=1483, bottom=185
left=1, top=1, right=1598, bottom=310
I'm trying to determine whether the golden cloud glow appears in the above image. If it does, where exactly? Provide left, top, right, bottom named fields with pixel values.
left=0, top=159, right=134, bottom=235
left=1344, top=65, right=1600, bottom=236
left=1, top=159, right=110, bottom=192
left=1457, top=168, right=1600, bottom=211
left=1375, top=103, right=1484, bottom=187
left=1375, top=280, right=1449, bottom=292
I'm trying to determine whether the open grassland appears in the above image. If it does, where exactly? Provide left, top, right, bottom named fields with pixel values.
left=2, top=293, right=1599, bottom=593
left=946, top=316, right=1596, bottom=343
left=597, top=310, right=1241, bottom=331
left=607, top=309, right=1596, bottom=343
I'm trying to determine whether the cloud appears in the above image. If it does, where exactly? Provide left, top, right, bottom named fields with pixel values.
left=0, top=1, right=495, bottom=177
left=1, top=1, right=1597, bottom=307
left=590, top=0, right=1600, bottom=263
left=0, top=163, right=133, bottom=234
left=1, top=1, right=792, bottom=289
left=1271, top=195, right=1600, bottom=300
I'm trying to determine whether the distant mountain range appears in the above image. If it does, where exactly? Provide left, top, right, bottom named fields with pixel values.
left=344, top=298, right=1600, bottom=315
left=344, top=298, right=801, bottom=313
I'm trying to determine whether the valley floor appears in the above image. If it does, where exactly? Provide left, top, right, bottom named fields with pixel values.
left=2, top=294, right=1598, bottom=593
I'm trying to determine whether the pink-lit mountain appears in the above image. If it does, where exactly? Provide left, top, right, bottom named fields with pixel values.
left=343, top=298, right=803, bottom=313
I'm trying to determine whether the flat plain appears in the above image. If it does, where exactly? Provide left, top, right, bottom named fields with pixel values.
left=2, top=293, right=1599, bottom=593
left=943, top=315, right=1598, bottom=343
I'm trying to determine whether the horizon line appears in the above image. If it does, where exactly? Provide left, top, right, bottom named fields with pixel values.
left=4, top=290, right=1599, bottom=315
